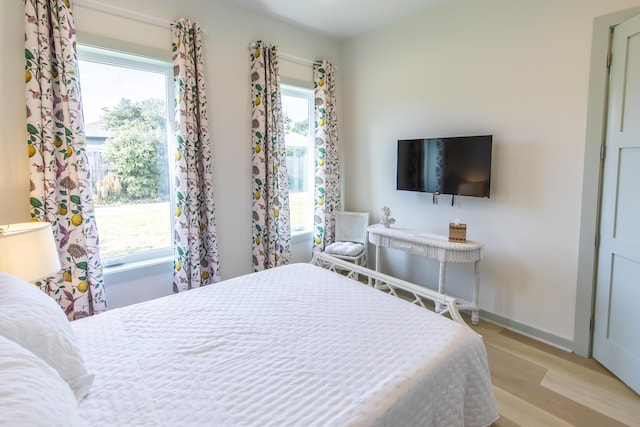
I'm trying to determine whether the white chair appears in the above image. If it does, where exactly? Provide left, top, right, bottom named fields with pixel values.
left=323, top=211, right=370, bottom=267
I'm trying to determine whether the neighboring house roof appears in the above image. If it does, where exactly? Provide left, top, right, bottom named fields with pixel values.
left=85, top=121, right=112, bottom=138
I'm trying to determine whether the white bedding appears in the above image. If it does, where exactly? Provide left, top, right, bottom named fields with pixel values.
left=72, top=263, right=498, bottom=426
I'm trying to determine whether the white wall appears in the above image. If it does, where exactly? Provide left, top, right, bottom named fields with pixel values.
left=341, top=0, right=640, bottom=343
left=0, top=0, right=340, bottom=307
left=0, top=1, right=31, bottom=224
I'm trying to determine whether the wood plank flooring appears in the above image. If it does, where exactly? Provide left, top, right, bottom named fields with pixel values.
left=470, top=320, right=640, bottom=427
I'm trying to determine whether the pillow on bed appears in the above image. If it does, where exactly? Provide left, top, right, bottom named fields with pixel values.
left=0, top=335, right=84, bottom=426
left=0, top=272, right=94, bottom=400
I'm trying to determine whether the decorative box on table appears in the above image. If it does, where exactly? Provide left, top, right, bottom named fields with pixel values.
left=448, top=223, right=467, bottom=242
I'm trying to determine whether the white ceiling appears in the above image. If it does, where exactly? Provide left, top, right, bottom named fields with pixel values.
left=223, top=0, right=447, bottom=40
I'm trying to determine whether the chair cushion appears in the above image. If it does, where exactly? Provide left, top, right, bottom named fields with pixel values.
left=325, top=241, right=365, bottom=257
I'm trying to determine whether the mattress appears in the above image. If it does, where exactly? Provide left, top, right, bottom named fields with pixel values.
left=72, top=263, right=498, bottom=426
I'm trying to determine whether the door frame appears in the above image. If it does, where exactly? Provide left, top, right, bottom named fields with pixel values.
left=575, top=6, right=640, bottom=357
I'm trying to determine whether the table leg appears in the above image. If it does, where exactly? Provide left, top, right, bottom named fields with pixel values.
left=436, top=261, right=446, bottom=313
left=373, top=245, right=381, bottom=288
left=472, top=260, right=480, bottom=325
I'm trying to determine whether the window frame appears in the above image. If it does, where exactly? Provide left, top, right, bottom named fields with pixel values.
left=77, top=44, right=176, bottom=268
left=281, top=84, right=315, bottom=237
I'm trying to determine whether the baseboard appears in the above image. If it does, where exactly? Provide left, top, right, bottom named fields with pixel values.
left=478, top=309, right=574, bottom=353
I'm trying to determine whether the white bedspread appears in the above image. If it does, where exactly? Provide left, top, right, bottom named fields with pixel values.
left=72, top=263, right=498, bottom=426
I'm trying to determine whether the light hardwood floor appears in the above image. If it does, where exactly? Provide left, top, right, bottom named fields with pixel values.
left=469, top=320, right=640, bottom=427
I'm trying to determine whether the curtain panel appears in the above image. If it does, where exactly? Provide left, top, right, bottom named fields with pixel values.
left=250, top=41, right=291, bottom=271
left=24, top=0, right=107, bottom=319
left=312, top=61, right=341, bottom=252
left=171, top=19, right=221, bottom=292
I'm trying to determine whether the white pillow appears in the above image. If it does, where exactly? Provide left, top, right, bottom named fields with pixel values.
left=0, top=335, right=84, bottom=426
left=0, top=272, right=94, bottom=400
left=325, top=241, right=365, bottom=257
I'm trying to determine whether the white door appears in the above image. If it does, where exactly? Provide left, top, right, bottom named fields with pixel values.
left=593, top=14, right=640, bottom=394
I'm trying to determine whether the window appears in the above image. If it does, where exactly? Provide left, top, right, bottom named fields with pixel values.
left=77, top=45, right=174, bottom=266
left=281, top=85, right=314, bottom=234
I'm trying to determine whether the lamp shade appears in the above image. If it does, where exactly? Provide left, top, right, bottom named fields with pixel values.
left=0, top=222, right=61, bottom=282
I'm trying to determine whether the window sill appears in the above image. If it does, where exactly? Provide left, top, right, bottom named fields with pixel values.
left=291, top=230, right=312, bottom=245
left=101, top=255, right=173, bottom=309
left=103, top=255, right=173, bottom=281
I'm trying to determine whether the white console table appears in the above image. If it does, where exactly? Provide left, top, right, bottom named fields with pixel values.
left=367, top=224, right=483, bottom=325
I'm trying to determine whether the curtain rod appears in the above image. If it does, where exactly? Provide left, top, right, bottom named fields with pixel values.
left=73, top=0, right=206, bottom=34
left=279, top=52, right=322, bottom=67
left=73, top=0, right=172, bottom=28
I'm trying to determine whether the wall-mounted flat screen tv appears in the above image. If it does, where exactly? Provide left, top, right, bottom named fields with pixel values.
left=397, top=135, right=492, bottom=198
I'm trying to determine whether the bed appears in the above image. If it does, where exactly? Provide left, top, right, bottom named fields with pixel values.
left=0, top=253, right=498, bottom=427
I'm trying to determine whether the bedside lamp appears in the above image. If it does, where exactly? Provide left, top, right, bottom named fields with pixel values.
left=0, top=222, right=61, bottom=282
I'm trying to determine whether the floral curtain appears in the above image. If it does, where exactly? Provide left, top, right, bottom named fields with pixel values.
left=171, top=19, right=221, bottom=292
left=250, top=41, right=291, bottom=271
left=312, top=61, right=341, bottom=252
left=25, top=0, right=107, bottom=319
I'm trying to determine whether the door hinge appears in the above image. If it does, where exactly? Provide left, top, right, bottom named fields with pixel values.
left=595, top=233, right=600, bottom=249
left=589, top=316, right=595, bottom=332
left=607, top=52, right=612, bottom=70
left=600, top=144, right=606, bottom=160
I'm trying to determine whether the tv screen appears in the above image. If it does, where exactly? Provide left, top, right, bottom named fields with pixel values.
left=397, top=135, right=492, bottom=198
